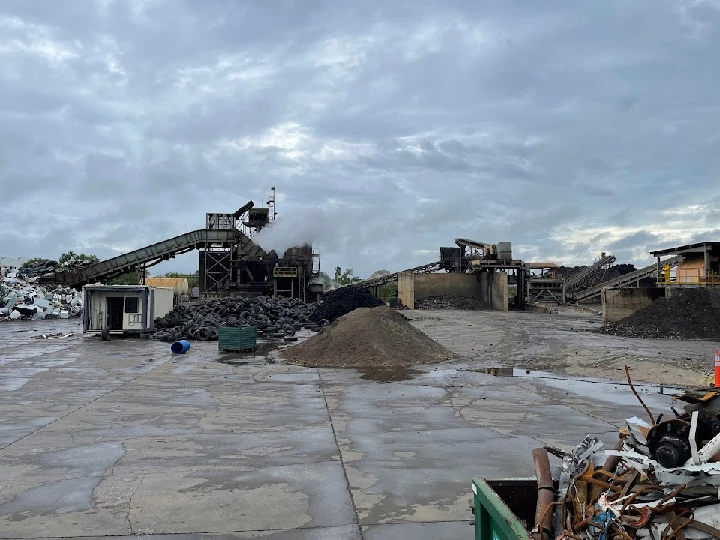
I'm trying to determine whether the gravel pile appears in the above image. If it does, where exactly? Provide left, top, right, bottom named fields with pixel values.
left=311, top=285, right=384, bottom=324
left=415, top=295, right=489, bottom=310
left=152, top=296, right=319, bottom=342
left=597, top=288, right=720, bottom=340
left=282, top=305, right=453, bottom=367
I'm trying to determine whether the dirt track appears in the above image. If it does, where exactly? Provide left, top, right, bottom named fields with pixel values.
left=407, top=308, right=720, bottom=386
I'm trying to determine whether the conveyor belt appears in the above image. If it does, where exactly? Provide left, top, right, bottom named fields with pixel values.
left=565, top=253, right=617, bottom=292
left=571, top=255, right=681, bottom=302
left=358, top=261, right=442, bottom=288
left=50, top=229, right=263, bottom=288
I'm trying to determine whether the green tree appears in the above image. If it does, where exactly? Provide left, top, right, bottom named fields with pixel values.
left=58, top=251, right=99, bottom=268
left=20, top=258, right=54, bottom=269
left=377, top=282, right=398, bottom=302
left=334, top=267, right=362, bottom=286
left=109, top=272, right=141, bottom=285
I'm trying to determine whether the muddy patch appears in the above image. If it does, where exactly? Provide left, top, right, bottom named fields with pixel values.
left=357, top=366, right=422, bottom=383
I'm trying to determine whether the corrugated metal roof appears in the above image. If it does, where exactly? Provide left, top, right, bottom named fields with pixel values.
left=678, top=258, right=705, bottom=269
left=650, top=242, right=720, bottom=256
left=528, top=262, right=558, bottom=269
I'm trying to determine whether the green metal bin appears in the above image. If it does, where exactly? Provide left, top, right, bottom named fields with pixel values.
left=471, top=478, right=540, bottom=540
left=217, top=326, right=257, bottom=352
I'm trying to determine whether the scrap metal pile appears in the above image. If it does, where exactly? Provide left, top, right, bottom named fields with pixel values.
left=151, top=296, right=321, bottom=342
left=533, top=370, right=720, bottom=540
left=1, top=271, right=82, bottom=321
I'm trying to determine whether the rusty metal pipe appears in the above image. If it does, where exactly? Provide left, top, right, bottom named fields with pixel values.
left=590, top=438, right=625, bottom=501
left=532, top=448, right=554, bottom=540
left=602, top=438, right=624, bottom=472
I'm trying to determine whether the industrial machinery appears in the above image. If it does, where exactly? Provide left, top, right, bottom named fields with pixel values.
left=200, top=190, right=320, bottom=300
left=525, top=263, right=565, bottom=305
left=48, top=189, right=321, bottom=301
left=359, top=238, right=528, bottom=309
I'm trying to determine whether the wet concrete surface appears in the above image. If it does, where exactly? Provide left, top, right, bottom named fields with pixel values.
left=408, top=308, right=720, bottom=386
left=0, top=316, right=683, bottom=539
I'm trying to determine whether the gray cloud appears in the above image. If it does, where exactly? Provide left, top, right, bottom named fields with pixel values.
left=1, top=0, right=720, bottom=277
left=609, top=231, right=662, bottom=251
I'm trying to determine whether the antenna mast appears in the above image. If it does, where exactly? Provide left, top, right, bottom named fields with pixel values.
left=267, top=187, right=277, bottom=222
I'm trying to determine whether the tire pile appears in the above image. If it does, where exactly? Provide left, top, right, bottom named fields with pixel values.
left=311, top=285, right=385, bottom=324
left=151, top=296, right=321, bottom=342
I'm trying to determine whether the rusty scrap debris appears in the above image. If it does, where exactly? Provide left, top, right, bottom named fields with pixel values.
left=532, top=368, right=720, bottom=540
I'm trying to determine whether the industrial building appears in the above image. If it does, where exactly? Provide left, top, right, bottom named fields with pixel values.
left=600, top=242, right=720, bottom=322
left=651, top=242, right=720, bottom=286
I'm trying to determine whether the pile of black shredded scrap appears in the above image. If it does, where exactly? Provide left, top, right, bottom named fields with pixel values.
left=152, top=296, right=316, bottom=342
left=310, top=285, right=384, bottom=324
left=415, top=295, right=489, bottom=310
left=597, top=288, right=720, bottom=340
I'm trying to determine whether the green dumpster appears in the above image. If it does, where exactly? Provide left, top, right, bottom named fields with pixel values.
left=217, top=326, right=257, bottom=352
left=471, top=478, right=543, bottom=540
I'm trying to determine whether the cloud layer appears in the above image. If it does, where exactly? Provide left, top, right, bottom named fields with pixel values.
left=2, top=0, right=719, bottom=276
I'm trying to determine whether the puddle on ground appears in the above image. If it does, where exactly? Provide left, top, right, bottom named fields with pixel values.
left=482, top=367, right=515, bottom=377
left=358, top=366, right=422, bottom=383
left=477, top=366, right=684, bottom=407
left=216, top=341, right=282, bottom=364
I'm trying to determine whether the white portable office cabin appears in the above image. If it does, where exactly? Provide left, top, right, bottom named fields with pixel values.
left=82, top=285, right=174, bottom=335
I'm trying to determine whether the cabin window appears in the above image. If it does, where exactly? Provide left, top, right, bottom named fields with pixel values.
left=124, top=297, right=139, bottom=314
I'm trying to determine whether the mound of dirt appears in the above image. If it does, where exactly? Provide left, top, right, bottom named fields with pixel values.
left=282, top=305, right=453, bottom=367
left=415, top=295, right=489, bottom=311
left=311, top=285, right=384, bottom=324
left=597, top=288, right=720, bottom=340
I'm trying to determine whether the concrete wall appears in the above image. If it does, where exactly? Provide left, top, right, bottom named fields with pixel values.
left=479, top=271, right=509, bottom=311
left=601, top=287, right=665, bottom=323
left=414, top=273, right=484, bottom=300
left=397, top=271, right=508, bottom=311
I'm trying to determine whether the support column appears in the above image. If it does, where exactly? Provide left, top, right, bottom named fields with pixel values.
left=397, top=271, right=415, bottom=308
left=704, top=246, right=710, bottom=283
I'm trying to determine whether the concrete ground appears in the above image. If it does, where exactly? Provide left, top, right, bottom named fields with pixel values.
left=409, top=307, right=720, bottom=386
left=0, top=314, right=685, bottom=539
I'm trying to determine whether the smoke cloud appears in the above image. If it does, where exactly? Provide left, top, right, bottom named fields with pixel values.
left=253, top=207, right=333, bottom=255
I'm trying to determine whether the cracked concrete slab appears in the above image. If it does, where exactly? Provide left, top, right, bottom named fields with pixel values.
left=44, top=524, right=364, bottom=539
left=120, top=462, right=356, bottom=534
left=0, top=316, right=681, bottom=539
left=363, top=521, right=473, bottom=539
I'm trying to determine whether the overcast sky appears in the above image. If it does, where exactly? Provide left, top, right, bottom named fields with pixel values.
left=2, top=0, right=719, bottom=277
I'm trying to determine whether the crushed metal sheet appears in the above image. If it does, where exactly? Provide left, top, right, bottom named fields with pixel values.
left=516, top=377, right=720, bottom=540
left=0, top=269, right=82, bottom=322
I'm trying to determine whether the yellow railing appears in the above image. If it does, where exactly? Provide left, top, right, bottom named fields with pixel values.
left=657, top=273, right=720, bottom=286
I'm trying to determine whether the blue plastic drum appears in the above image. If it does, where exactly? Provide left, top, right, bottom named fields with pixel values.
left=170, top=339, right=191, bottom=354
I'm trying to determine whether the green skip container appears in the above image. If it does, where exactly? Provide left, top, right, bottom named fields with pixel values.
left=217, top=326, right=257, bottom=352
left=471, top=478, right=541, bottom=540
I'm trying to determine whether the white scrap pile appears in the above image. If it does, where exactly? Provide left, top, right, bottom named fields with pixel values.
left=0, top=270, right=82, bottom=321
left=546, top=386, right=720, bottom=540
